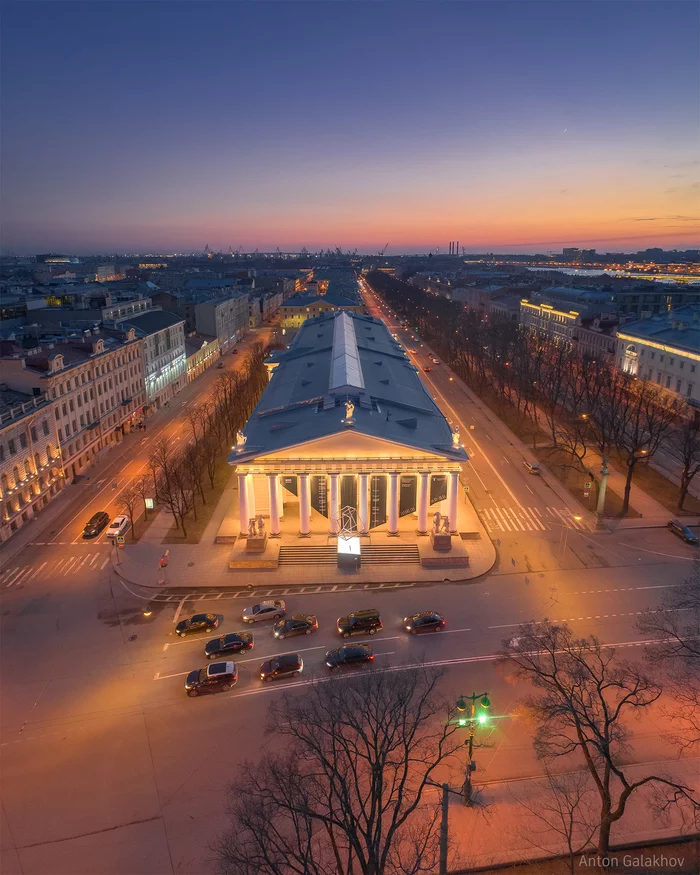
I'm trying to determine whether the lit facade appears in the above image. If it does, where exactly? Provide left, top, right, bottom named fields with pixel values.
left=617, top=306, right=700, bottom=405
left=0, top=392, right=63, bottom=543
left=122, top=310, right=186, bottom=408
left=279, top=293, right=364, bottom=329
left=228, top=311, right=468, bottom=538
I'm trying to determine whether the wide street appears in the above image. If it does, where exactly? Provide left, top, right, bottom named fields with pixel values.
left=1, top=310, right=698, bottom=874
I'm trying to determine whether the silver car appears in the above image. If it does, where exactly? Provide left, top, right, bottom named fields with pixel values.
left=242, top=600, right=286, bottom=624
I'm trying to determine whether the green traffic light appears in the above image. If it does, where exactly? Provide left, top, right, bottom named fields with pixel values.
left=478, top=713, right=488, bottom=725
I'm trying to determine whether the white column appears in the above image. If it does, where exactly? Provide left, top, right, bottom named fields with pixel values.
left=416, top=471, right=430, bottom=535
left=238, top=472, right=249, bottom=535
left=358, top=473, right=369, bottom=534
left=387, top=472, right=399, bottom=535
left=268, top=473, right=280, bottom=536
left=329, top=473, right=340, bottom=535
left=277, top=477, right=285, bottom=520
left=247, top=473, right=256, bottom=520
left=299, top=473, right=311, bottom=536
left=447, top=471, right=459, bottom=534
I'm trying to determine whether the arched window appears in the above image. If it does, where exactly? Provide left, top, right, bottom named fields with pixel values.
left=35, top=452, right=42, bottom=472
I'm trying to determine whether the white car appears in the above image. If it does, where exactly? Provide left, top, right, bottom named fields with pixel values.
left=106, top=514, right=129, bottom=539
left=242, top=600, right=286, bottom=624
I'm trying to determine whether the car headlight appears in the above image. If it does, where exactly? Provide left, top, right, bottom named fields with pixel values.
left=405, top=625, right=412, bottom=630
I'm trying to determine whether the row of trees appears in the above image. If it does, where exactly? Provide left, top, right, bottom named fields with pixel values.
left=367, top=272, right=700, bottom=513
left=118, top=343, right=269, bottom=538
left=214, top=584, right=700, bottom=874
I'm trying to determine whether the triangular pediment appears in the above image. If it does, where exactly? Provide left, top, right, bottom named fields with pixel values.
left=247, top=430, right=452, bottom=462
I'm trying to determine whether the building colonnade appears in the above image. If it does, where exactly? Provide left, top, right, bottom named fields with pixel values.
left=237, top=469, right=461, bottom=537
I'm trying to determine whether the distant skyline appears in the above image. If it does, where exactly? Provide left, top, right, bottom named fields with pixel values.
left=2, top=1, right=698, bottom=255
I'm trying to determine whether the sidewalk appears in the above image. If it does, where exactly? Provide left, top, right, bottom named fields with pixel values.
left=111, top=488, right=496, bottom=589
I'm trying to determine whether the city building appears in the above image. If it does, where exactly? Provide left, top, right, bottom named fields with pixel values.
left=1, top=327, right=146, bottom=482
left=227, top=310, right=468, bottom=538
left=279, top=292, right=364, bottom=330
left=120, top=310, right=186, bottom=408
left=194, top=292, right=249, bottom=353
left=487, top=292, right=521, bottom=322
left=520, top=287, right=616, bottom=345
left=0, top=390, right=63, bottom=543
left=617, top=306, right=700, bottom=405
left=185, top=333, right=220, bottom=382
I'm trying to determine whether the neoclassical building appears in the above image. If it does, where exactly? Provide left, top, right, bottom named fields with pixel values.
left=227, top=311, right=468, bottom=539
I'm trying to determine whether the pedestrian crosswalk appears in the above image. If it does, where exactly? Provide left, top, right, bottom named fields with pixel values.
left=0, top=552, right=110, bottom=588
left=478, top=505, right=590, bottom=534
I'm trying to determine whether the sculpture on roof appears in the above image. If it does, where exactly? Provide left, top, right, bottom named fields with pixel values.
left=452, top=428, right=460, bottom=448
left=344, top=399, right=355, bottom=421
left=236, top=430, right=247, bottom=450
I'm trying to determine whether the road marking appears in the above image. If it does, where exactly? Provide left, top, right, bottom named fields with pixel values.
left=237, top=644, right=328, bottom=664
left=5, top=567, right=26, bottom=587
left=90, top=553, right=100, bottom=567
left=100, top=557, right=110, bottom=570
left=154, top=670, right=190, bottom=680
left=26, top=564, right=45, bottom=582
left=173, top=597, right=187, bottom=625
left=494, top=507, right=513, bottom=532
left=438, top=627, right=472, bottom=635
left=1, top=567, right=19, bottom=583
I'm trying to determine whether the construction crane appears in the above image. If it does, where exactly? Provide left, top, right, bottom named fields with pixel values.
left=378, top=243, right=389, bottom=256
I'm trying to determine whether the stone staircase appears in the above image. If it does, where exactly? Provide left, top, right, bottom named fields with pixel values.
left=278, top=544, right=421, bottom=567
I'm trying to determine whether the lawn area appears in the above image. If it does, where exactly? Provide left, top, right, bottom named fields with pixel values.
left=609, top=450, right=700, bottom=516
left=473, top=385, right=637, bottom=517
left=162, top=457, right=233, bottom=544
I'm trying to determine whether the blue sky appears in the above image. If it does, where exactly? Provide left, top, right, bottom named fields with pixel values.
left=2, top=1, right=698, bottom=253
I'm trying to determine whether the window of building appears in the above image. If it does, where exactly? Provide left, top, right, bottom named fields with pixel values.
left=43, top=420, right=49, bottom=436
left=8, top=439, right=16, bottom=455
left=19, top=433, right=27, bottom=449
left=0, top=446, right=4, bottom=462
left=58, top=428, right=63, bottom=441
left=77, top=395, right=82, bottom=407
left=692, top=365, right=696, bottom=374
left=660, top=355, right=665, bottom=363
left=55, top=408, right=59, bottom=421
left=666, top=376, right=671, bottom=388
left=657, top=371, right=662, bottom=383
left=30, top=426, right=37, bottom=442
left=676, top=379, right=682, bottom=392
left=688, top=384, right=694, bottom=397
left=669, top=358, right=675, bottom=366
left=650, top=351, right=655, bottom=360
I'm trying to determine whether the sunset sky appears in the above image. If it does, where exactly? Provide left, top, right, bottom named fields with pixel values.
left=2, top=1, right=698, bottom=254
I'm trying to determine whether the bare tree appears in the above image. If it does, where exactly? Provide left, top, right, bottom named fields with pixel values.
left=215, top=667, right=463, bottom=875
left=497, top=620, right=699, bottom=855
left=613, top=377, right=683, bottom=514
left=149, top=438, right=191, bottom=537
left=637, top=559, right=700, bottom=749
left=133, top=474, right=152, bottom=520
left=117, top=482, right=141, bottom=541
left=665, top=411, right=700, bottom=511
left=509, top=767, right=597, bottom=874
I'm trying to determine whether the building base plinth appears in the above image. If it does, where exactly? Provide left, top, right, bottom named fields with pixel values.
left=430, top=531, right=452, bottom=552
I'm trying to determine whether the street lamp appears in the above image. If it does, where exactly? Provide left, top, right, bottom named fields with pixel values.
left=455, top=692, right=490, bottom=805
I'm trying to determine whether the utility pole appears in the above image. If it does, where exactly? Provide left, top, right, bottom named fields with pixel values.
left=439, top=782, right=449, bottom=875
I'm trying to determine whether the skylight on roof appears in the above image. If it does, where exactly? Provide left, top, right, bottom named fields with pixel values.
left=329, top=312, right=365, bottom=392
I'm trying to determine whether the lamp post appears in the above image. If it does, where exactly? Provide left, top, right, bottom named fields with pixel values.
left=456, top=692, right=490, bottom=805
left=596, top=455, right=609, bottom=529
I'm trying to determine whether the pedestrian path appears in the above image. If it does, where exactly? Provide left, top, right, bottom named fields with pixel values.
left=477, top=504, right=592, bottom=534
left=0, top=551, right=110, bottom=587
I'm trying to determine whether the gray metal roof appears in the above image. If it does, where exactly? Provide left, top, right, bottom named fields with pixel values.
left=617, top=305, right=700, bottom=356
left=229, top=311, right=468, bottom=464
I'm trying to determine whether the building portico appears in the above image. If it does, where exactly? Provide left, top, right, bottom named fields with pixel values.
left=226, top=310, right=469, bottom=566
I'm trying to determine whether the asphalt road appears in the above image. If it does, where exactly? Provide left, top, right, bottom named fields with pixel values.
left=1, top=313, right=697, bottom=874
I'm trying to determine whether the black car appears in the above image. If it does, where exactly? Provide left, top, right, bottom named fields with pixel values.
left=273, top=614, right=318, bottom=640
left=82, top=511, right=110, bottom=539
left=204, top=631, right=254, bottom=659
left=337, top=609, right=382, bottom=639
left=404, top=611, right=446, bottom=635
left=260, top=653, right=304, bottom=682
left=667, top=519, right=699, bottom=545
left=176, top=613, right=221, bottom=637
left=185, top=661, right=238, bottom=697
left=325, top=644, right=374, bottom=671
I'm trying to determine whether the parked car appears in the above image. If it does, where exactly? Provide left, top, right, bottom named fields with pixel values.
left=216, top=362, right=225, bottom=369
left=82, top=511, right=110, bottom=539
left=273, top=614, right=318, bottom=640
left=337, top=609, right=382, bottom=639
left=242, top=600, right=286, bottom=624
left=204, top=631, right=254, bottom=659
left=260, top=653, right=303, bottom=682
left=523, top=461, right=540, bottom=475
left=106, top=514, right=129, bottom=540
left=404, top=611, right=446, bottom=634
left=185, top=661, right=237, bottom=697
left=325, top=644, right=374, bottom=671
left=667, top=519, right=699, bottom=545
left=176, top=613, right=221, bottom=637
left=232, top=349, right=239, bottom=355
